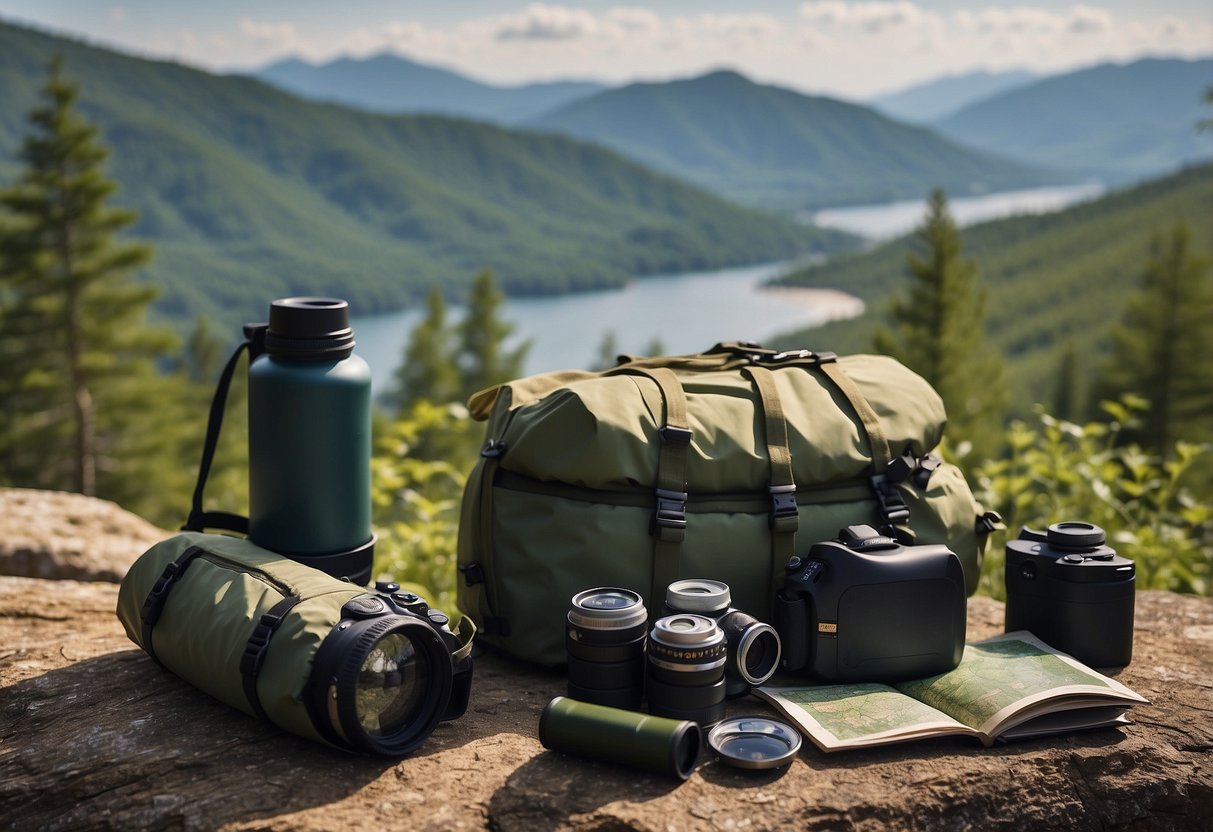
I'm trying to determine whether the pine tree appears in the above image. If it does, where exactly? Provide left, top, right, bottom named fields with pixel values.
left=456, top=270, right=529, bottom=396
left=873, top=188, right=1006, bottom=460
left=1097, top=223, right=1213, bottom=452
left=0, top=57, right=173, bottom=498
left=392, top=285, right=460, bottom=411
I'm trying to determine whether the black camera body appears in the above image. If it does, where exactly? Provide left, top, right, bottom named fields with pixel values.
left=775, top=525, right=966, bottom=682
left=1004, top=522, right=1135, bottom=667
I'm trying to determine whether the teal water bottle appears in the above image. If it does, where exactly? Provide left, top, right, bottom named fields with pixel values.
left=247, top=297, right=374, bottom=584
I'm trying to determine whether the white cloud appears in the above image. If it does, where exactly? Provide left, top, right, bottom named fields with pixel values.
left=800, top=2, right=933, bottom=32
left=495, top=3, right=602, bottom=41
left=239, top=19, right=303, bottom=50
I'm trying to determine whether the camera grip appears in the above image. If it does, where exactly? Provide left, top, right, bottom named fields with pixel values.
left=774, top=595, right=809, bottom=671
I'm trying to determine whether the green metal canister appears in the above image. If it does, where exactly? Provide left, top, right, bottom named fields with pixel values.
left=248, top=297, right=374, bottom=584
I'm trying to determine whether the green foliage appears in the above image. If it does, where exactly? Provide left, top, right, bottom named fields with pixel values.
left=0, top=22, right=848, bottom=334
left=389, top=286, right=460, bottom=410
left=0, top=56, right=182, bottom=516
left=1096, top=224, right=1213, bottom=453
left=773, top=164, right=1213, bottom=415
left=975, top=399, right=1212, bottom=600
left=371, top=400, right=481, bottom=613
left=457, top=271, right=529, bottom=397
left=873, top=189, right=1006, bottom=461
left=532, top=70, right=1060, bottom=211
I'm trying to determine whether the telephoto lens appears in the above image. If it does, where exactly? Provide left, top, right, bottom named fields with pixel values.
left=664, top=579, right=781, bottom=698
left=646, top=614, right=728, bottom=726
left=566, top=587, right=648, bottom=709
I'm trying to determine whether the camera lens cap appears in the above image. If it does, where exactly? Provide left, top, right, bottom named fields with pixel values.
left=1047, top=521, right=1106, bottom=550
left=707, top=716, right=802, bottom=770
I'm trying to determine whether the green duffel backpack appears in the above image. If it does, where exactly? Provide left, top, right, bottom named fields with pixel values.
left=456, top=342, right=1001, bottom=666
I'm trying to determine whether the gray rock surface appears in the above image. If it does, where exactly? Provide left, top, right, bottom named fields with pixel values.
left=0, top=488, right=166, bottom=582
left=1, top=574, right=1210, bottom=831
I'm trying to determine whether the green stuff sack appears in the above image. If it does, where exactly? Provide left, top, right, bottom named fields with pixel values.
left=117, top=532, right=474, bottom=756
left=456, top=343, right=1001, bottom=666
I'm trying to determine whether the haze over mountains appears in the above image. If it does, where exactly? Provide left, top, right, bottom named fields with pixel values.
left=256, top=54, right=605, bottom=124
left=252, top=50, right=1212, bottom=207
left=527, top=70, right=1054, bottom=211
left=0, top=21, right=842, bottom=329
left=934, top=58, right=1213, bottom=182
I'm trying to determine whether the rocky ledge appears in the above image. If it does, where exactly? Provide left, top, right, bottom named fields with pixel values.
left=0, top=492, right=1210, bottom=830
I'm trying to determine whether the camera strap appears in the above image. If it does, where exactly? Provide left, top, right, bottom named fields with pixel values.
left=182, top=324, right=268, bottom=535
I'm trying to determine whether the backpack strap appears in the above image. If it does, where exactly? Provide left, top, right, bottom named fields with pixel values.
left=605, top=365, right=691, bottom=608
left=182, top=324, right=267, bottom=535
left=741, top=365, right=798, bottom=593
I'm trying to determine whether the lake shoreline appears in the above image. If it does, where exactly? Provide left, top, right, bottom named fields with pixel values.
left=759, top=285, right=866, bottom=325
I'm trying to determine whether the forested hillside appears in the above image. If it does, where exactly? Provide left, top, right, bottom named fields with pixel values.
left=0, top=22, right=844, bottom=329
left=772, top=164, right=1213, bottom=409
left=529, top=70, right=1061, bottom=211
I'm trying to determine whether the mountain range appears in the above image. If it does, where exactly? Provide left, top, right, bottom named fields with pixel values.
left=869, top=69, right=1040, bottom=123
left=0, top=21, right=844, bottom=330
left=527, top=70, right=1057, bottom=211
left=254, top=54, right=605, bottom=124
left=935, top=58, right=1213, bottom=182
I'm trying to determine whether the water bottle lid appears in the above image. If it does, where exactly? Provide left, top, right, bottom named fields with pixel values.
left=265, top=297, right=355, bottom=359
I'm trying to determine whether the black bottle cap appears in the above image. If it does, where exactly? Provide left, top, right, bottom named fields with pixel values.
left=264, top=297, right=356, bottom=359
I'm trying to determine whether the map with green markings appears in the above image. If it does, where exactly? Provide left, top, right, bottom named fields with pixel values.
left=757, top=632, right=1147, bottom=752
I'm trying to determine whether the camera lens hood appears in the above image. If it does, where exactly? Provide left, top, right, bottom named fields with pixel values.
left=568, top=587, right=647, bottom=631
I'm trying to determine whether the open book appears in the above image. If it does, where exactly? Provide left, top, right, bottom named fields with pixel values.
left=754, top=631, right=1148, bottom=752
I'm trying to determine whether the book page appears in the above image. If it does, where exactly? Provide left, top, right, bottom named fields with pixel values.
left=893, top=632, right=1148, bottom=738
left=754, top=683, right=978, bottom=751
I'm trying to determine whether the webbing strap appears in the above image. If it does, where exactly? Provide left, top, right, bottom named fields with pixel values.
left=817, top=360, right=892, bottom=471
left=140, top=545, right=206, bottom=666
left=606, top=365, right=691, bottom=607
left=239, top=594, right=303, bottom=724
left=741, top=366, right=798, bottom=569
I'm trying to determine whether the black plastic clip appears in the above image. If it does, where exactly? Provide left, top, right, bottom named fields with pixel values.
left=769, top=484, right=799, bottom=532
left=870, top=474, right=914, bottom=543
left=239, top=612, right=279, bottom=678
left=659, top=425, right=693, bottom=445
left=914, top=453, right=942, bottom=489
left=459, top=562, right=486, bottom=587
left=481, top=439, right=507, bottom=458
left=977, top=510, right=1006, bottom=535
left=651, top=487, right=688, bottom=542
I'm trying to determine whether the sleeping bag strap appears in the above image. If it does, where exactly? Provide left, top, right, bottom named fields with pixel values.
left=606, top=365, right=691, bottom=607
left=741, top=365, right=798, bottom=585
left=814, top=360, right=915, bottom=543
left=140, top=545, right=206, bottom=667
left=182, top=323, right=268, bottom=535
left=240, top=594, right=303, bottom=724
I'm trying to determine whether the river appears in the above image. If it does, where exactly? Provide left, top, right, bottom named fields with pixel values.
left=353, top=182, right=1104, bottom=395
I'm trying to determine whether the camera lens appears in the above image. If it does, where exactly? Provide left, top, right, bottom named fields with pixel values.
left=664, top=579, right=731, bottom=617
left=646, top=614, right=727, bottom=726
left=719, top=610, right=781, bottom=696
left=354, top=631, right=432, bottom=740
left=566, top=588, right=648, bottom=709
left=308, top=615, right=454, bottom=756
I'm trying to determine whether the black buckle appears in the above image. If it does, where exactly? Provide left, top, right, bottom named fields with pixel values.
left=870, top=474, right=913, bottom=542
left=651, top=487, right=688, bottom=542
left=914, top=453, right=942, bottom=489
left=139, top=566, right=177, bottom=627
left=459, top=562, right=486, bottom=587
left=659, top=425, right=692, bottom=445
left=481, top=439, right=507, bottom=459
left=769, top=485, right=799, bottom=532
left=240, top=606, right=292, bottom=677
left=977, top=510, right=1006, bottom=535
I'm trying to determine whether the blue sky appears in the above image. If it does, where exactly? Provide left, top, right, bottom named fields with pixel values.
left=3, top=2, right=1210, bottom=97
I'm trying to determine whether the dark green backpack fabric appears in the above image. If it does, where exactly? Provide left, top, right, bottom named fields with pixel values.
left=456, top=343, right=999, bottom=666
